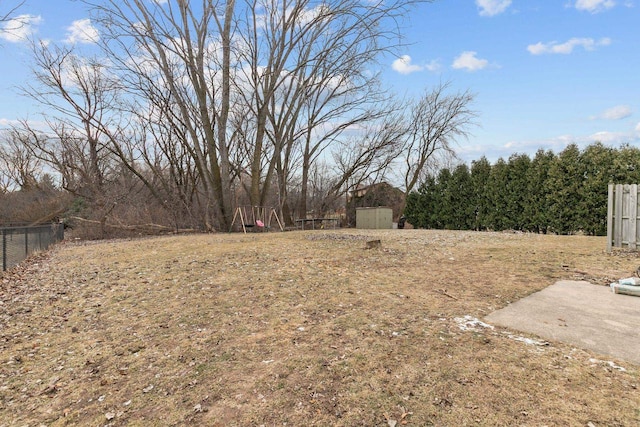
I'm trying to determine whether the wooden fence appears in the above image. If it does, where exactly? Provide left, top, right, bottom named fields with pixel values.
left=607, top=183, right=640, bottom=252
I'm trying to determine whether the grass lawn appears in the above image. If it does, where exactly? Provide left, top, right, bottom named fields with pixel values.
left=1, top=229, right=639, bottom=426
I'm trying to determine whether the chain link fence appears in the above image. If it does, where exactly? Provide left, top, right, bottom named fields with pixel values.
left=1, top=224, right=64, bottom=271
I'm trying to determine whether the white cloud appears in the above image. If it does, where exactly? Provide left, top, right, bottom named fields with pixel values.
left=459, top=128, right=640, bottom=163
left=509, top=131, right=634, bottom=152
left=392, top=55, right=424, bottom=75
left=0, top=118, right=21, bottom=127
left=588, top=130, right=626, bottom=143
left=425, top=59, right=442, bottom=72
left=298, top=4, right=330, bottom=25
left=575, top=0, right=616, bottom=13
left=452, top=51, right=489, bottom=72
left=391, top=56, right=441, bottom=75
left=64, top=19, right=99, bottom=44
left=527, top=37, right=611, bottom=55
left=596, top=105, right=633, bottom=120
left=253, top=4, right=330, bottom=31
left=0, top=14, right=42, bottom=43
left=476, top=0, right=512, bottom=16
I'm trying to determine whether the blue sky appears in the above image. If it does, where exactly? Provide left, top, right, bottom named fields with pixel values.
left=385, top=0, right=640, bottom=162
left=0, top=0, right=639, bottom=164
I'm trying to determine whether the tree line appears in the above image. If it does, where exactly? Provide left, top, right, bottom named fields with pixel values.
left=0, top=0, right=480, bottom=237
left=404, top=143, right=640, bottom=235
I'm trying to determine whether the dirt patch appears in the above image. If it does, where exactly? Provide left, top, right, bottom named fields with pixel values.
left=0, top=230, right=639, bottom=426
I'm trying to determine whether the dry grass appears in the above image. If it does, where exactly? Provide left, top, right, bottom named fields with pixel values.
left=1, top=229, right=639, bottom=426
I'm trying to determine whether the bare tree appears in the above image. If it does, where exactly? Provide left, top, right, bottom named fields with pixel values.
left=0, top=0, right=23, bottom=23
left=401, top=82, right=477, bottom=193
left=16, top=0, right=461, bottom=233
left=328, top=107, right=408, bottom=203
left=85, top=0, right=427, bottom=229
left=315, top=82, right=475, bottom=214
left=305, top=161, right=342, bottom=217
left=0, top=129, right=41, bottom=191
left=0, top=171, right=8, bottom=194
left=88, top=0, right=238, bottom=231
left=15, top=41, right=137, bottom=236
left=235, top=0, right=422, bottom=218
left=136, top=106, right=204, bottom=229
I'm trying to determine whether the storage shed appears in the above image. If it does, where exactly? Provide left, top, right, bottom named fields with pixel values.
left=355, top=207, right=393, bottom=229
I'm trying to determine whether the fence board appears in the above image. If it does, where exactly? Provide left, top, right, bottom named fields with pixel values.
left=614, top=184, right=623, bottom=248
left=608, top=183, right=640, bottom=252
left=607, top=184, right=613, bottom=253
left=630, top=184, right=638, bottom=249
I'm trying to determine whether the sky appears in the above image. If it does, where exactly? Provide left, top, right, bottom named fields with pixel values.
left=0, top=0, right=639, bottom=164
left=386, top=0, right=640, bottom=162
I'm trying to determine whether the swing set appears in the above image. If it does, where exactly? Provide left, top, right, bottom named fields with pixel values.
left=230, top=206, right=284, bottom=233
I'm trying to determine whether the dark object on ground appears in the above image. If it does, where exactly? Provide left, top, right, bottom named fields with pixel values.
left=365, top=239, right=381, bottom=249
left=398, top=215, right=406, bottom=229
